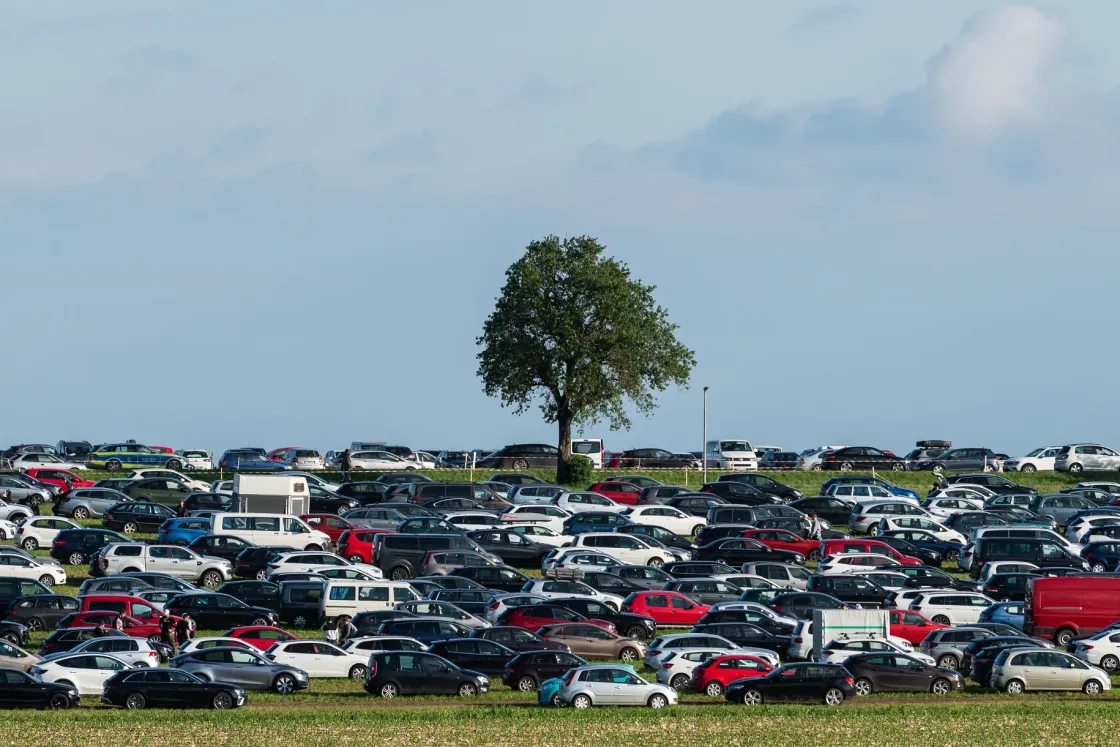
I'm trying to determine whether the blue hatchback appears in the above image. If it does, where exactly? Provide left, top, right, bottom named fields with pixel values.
left=562, top=511, right=634, bottom=535
left=978, top=601, right=1025, bottom=631
left=821, top=476, right=919, bottom=501
left=156, top=517, right=213, bottom=546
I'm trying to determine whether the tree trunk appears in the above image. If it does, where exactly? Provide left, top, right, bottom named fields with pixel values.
left=556, top=406, right=573, bottom=485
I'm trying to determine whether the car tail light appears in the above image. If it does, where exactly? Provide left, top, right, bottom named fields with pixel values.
left=488, top=600, right=500, bottom=611
left=823, top=649, right=834, bottom=656
left=1082, top=644, right=1094, bottom=650
left=793, top=636, right=802, bottom=643
left=564, top=671, right=577, bottom=686
left=771, top=605, right=782, bottom=613
left=856, top=516, right=866, bottom=522
left=845, top=676, right=854, bottom=686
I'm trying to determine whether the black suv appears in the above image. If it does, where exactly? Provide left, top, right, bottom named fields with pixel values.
left=447, top=566, right=531, bottom=593
left=806, top=575, right=891, bottom=608
left=164, top=592, right=277, bottom=629
left=412, top=483, right=508, bottom=511
left=233, top=546, right=292, bottom=580
left=363, top=650, right=489, bottom=698
left=699, top=482, right=781, bottom=506
left=180, top=492, right=235, bottom=515
left=189, top=535, right=255, bottom=564
left=336, top=482, right=391, bottom=504
left=49, top=528, right=130, bottom=565
left=476, top=444, right=559, bottom=471
left=102, top=502, right=177, bottom=533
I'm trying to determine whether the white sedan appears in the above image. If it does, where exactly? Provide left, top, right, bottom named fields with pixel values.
left=503, top=523, right=574, bottom=547
left=8, top=454, right=88, bottom=471
left=521, top=578, right=625, bottom=610
left=348, top=451, right=423, bottom=471
left=621, top=506, right=706, bottom=537
left=443, top=512, right=502, bottom=531
left=178, top=637, right=259, bottom=655
left=875, top=516, right=966, bottom=544
left=0, top=554, right=67, bottom=586
left=555, top=492, right=626, bottom=514
left=176, top=450, right=213, bottom=470
left=29, top=653, right=132, bottom=695
left=14, top=516, right=82, bottom=551
left=820, top=636, right=935, bottom=666
left=499, top=505, right=572, bottom=534
left=266, top=640, right=370, bottom=679
left=1072, top=629, right=1120, bottom=672
left=62, top=637, right=164, bottom=668
left=126, top=468, right=210, bottom=492
left=266, top=551, right=381, bottom=578
left=921, top=498, right=983, bottom=520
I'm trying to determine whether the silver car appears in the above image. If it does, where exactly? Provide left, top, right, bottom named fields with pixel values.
left=991, top=647, right=1110, bottom=694
left=558, top=664, right=677, bottom=708
left=420, top=551, right=497, bottom=577
left=0, top=476, right=51, bottom=508
left=395, top=600, right=490, bottom=629
left=340, top=507, right=405, bottom=531
left=171, top=646, right=309, bottom=693
left=56, top=637, right=164, bottom=668
left=55, top=488, right=131, bottom=519
left=1055, top=444, right=1120, bottom=474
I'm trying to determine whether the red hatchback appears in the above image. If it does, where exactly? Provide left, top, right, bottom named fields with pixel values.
left=337, top=529, right=392, bottom=564
left=498, top=604, right=616, bottom=634
left=223, top=625, right=298, bottom=650
left=691, top=654, right=774, bottom=696
left=24, top=468, right=94, bottom=495
left=587, top=482, right=643, bottom=506
left=889, top=609, right=947, bottom=644
left=621, top=591, right=709, bottom=626
left=742, top=529, right=822, bottom=561
left=57, top=611, right=165, bottom=639
left=301, top=514, right=359, bottom=544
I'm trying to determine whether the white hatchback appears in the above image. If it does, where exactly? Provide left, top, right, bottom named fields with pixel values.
left=503, top=523, right=574, bottom=547
left=555, top=492, right=626, bottom=515
left=909, top=591, right=994, bottom=625
left=817, top=553, right=903, bottom=575
left=875, top=516, right=966, bottom=544
left=0, top=554, right=67, bottom=586
left=654, top=648, right=734, bottom=690
left=622, top=506, right=707, bottom=537
left=265, top=640, right=369, bottom=679
left=29, top=653, right=132, bottom=695
left=14, top=516, right=82, bottom=551
left=499, top=505, right=572, bottom=534
left=62, top=637, right=163, bottom=668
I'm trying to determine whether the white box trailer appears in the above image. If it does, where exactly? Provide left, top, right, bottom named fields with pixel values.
left=811, top=609, right=890, bottom=660
left=234, top=474, right=309, bottom=515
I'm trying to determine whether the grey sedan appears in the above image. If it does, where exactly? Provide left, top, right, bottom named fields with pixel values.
left=340, top=507, right=406, bottom=530
left=171, top=646, right=309, bottom=693
left=55, top=489, right=132, bottom=519
left=0, top=476, right=51, bottom=508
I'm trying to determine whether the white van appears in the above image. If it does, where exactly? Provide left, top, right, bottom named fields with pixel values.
left=705, top=439, right=758, bottom=470
left=210, top=513, right=332, bottom=551
left=320, top=579, right=420, bottom=622
left=571, top=438, right=604, bottom=469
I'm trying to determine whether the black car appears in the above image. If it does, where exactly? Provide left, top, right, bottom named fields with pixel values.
left=307, top=485, right=360, bottom=515
left=806, top=576, right=890, bottom=608
left=164, top=592, right=277, bottom=629
left=427, top=638, right=516, bottom=676
left=188, top=535, right=255, bottom=565
left=695, top=609, right=794, bottom=635
left=0, top=578, right=51, bottom=621
left=981, top=572, right=1039, bottom=602
left=447, top=566, right=531, bottom=594
left=871, top=535, right=944, bottom=566
left=429, top=589, right=495, bottom=616
left=716, top=473, right=802, bottom=501
left=49, top=528, right=130, bottom=566
left=217, top=580, right=281, bottom=611
left=476, top=444, right=559, bottom=471
left=693, top=524, right=755, bottom=547
left=666, top=494, right=729, bottom=517
left=967, top=640, right=1037, bottom=686
left=946, top=474, right=1037, bottom=495
left=352, top=610, right=418, bottom=636
left=770, top=592, right=848, bottom=619
left=820, top=447, right=905, bottom=472
left=463, top=530, right=551, bottom=568
left=693, top=538, right=804, bottom=566
left=6, top=594, right=80, bottom=632
left=788, top=497, right=855, bottom=526
left=102, top=668, right=246, bottom=709
left=375, top=619, right=474, bottom=645
left=364, top=650, right=489, bottom=697
left=102, top=501, right=178, bottom=533
left=502, top=650, right=588, bottom=693
left=759, top=452, right=800, bottom=470
left=609, top=449, right=695, bottom=469
left=573, top=570, right=646, bottom=599
left=896, top=566, right=980, bottom=592
left=607, top=564, right=676, bottom=590
left=844, top=653, right=964, bottom=695
left=691, top=622, right=791, bottom=654
left=39, top=628, right=127, bottom=656
left=661, top=561, right=738, bottom=579
left=550, top=597, right=657, bottom=640
left=336, top=481, right=391, bottom=504
left=699, top=482, right=781, bottom=506
left=0, top=668, right=80, bottom=709
left=234, top=546, right=291, bottom=580
left=635, top=486, right=694, bottom=505
left=724, top=663, right=856, bottom=705
left=617, top=524, right=694, bottom=553
left=879, top=530, right=961, bottom=563
left=179, top=492, right=236, bottom=515
left=468, top=626, right=570, bottom=653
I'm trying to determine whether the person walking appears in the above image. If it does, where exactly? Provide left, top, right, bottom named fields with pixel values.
left=808, top=513, right=823, bottom=541
left=113, top=614, right=126, bottom=633
left=339, top=450, right=352, bottom=483
left=159, top=612, right=178, bottom=650
left=176, top=614, right=196, bottom=647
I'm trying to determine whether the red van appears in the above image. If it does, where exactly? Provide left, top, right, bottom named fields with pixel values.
left=1025, top=576, right=1120, bottom=646
left=818, top=538, right=923, bottom=567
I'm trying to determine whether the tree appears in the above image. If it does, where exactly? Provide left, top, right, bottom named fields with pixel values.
left=477, top=235, right=696, bottom=484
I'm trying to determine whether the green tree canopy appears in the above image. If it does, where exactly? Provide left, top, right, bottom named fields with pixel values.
left=477, top=235, right=695, bottom=483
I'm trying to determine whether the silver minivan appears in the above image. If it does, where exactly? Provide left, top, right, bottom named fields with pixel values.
left=991, top=647, right=1110, bottom=694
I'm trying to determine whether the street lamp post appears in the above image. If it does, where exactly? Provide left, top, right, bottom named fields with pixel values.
left=702, top=386, right=709, bottom=484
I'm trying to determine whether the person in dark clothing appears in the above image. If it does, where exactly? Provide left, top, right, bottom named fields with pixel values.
left=175, top=614, right=196, bottom=647
left=339, top=450, right=352, bottom=483
left=159, top=613, right=178, bottom=649
left=94, top=623, right=111, bottom=638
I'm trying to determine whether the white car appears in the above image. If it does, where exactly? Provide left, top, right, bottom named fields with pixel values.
left=851, top=501, right=932, bottom=534
left=819, top=635, right=934, bottom=665
left=644, top=635, right=780, bottom=671
left=443, top=512, right=502, bottom=531
left=13, top=516, right=82, bottom=551
left=936, top=485, right=998, bottom=501
left=1072, top=629, right=1120, bottom=672
left=175, top=450, right=213, bottom=470
left=178, top=637, right=259, bottom=655
left=704, top=602, right=798, bottom=629
left=521, top=578, right=625, bottom=610
left=483, top=593, right=550, bottom=624
left=555, top=492, right=626, bottom=515
left=875, top=516, right=966, bottom=544
left=341, top=636, right=429, bottom=654
left=569, top=533, right=676, bottom=567
left=348, top=451, right=423, bottom=471
left=622, top=506, right=707, bottom=537
left=542, top=548, right=624, bottom=574
left=885, top=588, right=930, bottom=610
left=921, top=498, right=984, bottom=520
left=126, top=469, right=210, bottom=492
left=29, top=653, right=132, bottom=695
left=1003, top=447, right=1062, bottom=473
left=0, top=519, right=16, bottom=541
left=739, top=563, right=811, bottom=590
left=266, top=640, right=370, bottom=679
left=1067, top=516, right=1120, bottom=544
left=286, top=472, right=340, bottom=492
left=8, top=454, right=87, bottom=471
left=0, top=554, right=67, bottom=586
left=266, top=551, right=381, bottom=578
left=59, top=637, right=164, bottom=668
left=0, top=500, right=36, bottom=525
left=503, top=523, right=574, bottom=547
left=654, top=648, right=735, bottom=690
left=796, top=446, right=848, bottom=471
left=817, top=553, right=903, bottom=575
left=413, top=452, right=438, bottom=469
left=979, top=561, right=1039, bottom=582
left=499, top=505, right=572, bottom=534
left=848, top=571, right=912, bottom=590
left=909, top=591, right=995, bottom=625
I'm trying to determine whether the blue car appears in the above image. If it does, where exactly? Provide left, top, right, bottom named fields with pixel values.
left=820, top=476, right=919, bottom=501
left=156, top=517, right=213, bottom=546
left=978, top=601, right=1025, bottom=631
left=561, top=511, right=634, bottom=535
left=538, top=677, right=564, bottom=706
left=1081, top=541, right=1120, bottom=573
left=218, top=450, right=292, bottom=471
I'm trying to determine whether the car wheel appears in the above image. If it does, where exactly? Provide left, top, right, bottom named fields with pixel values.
left=21, top=537, right=38, bottom=551
left=619, top=647, right=639, bottom=662
left=147, top=634, right=162, bottom=643
left=811, top=464, right=822, bottom=472
left=349, top=665, right=367, bottom=680
left=125, top=693, right=147, bottom=710
left=1004, top=679, right=1025, bottom=694
left=67, top=552, right=87, bottom=565
left=1070, top=463, right=1084, bottom=473
left=379, top=682, right=399, bottom=698
left=516, top=675, right=537, bottom=692
left=107, top=460, right=122, bottom=470
left=273, top=674, right=297, bottom=694
left=72, top=507, right=89, bottom=520
left=624, top=625, right=648, bottom=640
left=38, top=575, right=55, bottom=587
left=1021, top=464, right=1036, bottom=473
left=946, top=550, right=959, bottom=562
left=123, top=522, right=139, bottom=534
left=808, top=550, right=820, bottom=562
left=166, top=459, right=183, bottom=470
left=932, top=615, right=951, bottom=625
left=1092, top=562, right=1107, bottom=573
left=891, top=463, right=904, bottom=471
left=741, top=689, right=763, bottom=705
left=715, top=557, right=729, bottom=565
left=512, top=459, right=530, bottom=470
left=201, top=571, right=223, bottom=589
left=293, top=615, right=309, bottom=628
left=347, top=554, right=365, bottom=563
left=48, top=693, right=71, bottom=710
left=823, top=688, right=845, bottom=706
left=931, top=678, right=951, bottom=695
left=691, top=524, right=704, bottom=537
left=1055, top=628, right=1075, bottom=647
left=337, top=506, right=347, bottom=516
left=1101, top=655, right=1120, bottom=672
left=647, top=557, right=664, bottom=568
left=854, top=678, right=872, bottom=696
left=212, top=692, right=234, bottom=710
left=572, top=694, right=592, bottom=709
left=867, top=525, right=880, bottom=536
left=1084, top=679, right=1104, bottom=695
left=670, top=674, right=690, bottom=690
left=840, top=463, right=853, bottom=472
left=937, top=654, right=958, bottom=669
left=21, top=616, right=48, bottom=634
left=648, top=693, right=669, bottom=709
left=305, top=544, right=323, bottom=552
left=458, top=682, right=478, bottom=697
left=550, top=692, right=562, bottom=707
left=704, top=681, right=723, bottom=697
left=390, top=567, right=410, bottom=582
left=250, top=617, right=270, bottom=627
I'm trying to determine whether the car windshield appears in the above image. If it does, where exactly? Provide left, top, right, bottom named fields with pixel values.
left=1024, top=448, right=1047, bottom=458
left=719, top=442, right=752, bottom=452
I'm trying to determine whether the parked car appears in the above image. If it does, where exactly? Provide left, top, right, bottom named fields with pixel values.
left=28, top=652, right=132, bottom=695
left=164, top=593, right=277, bottom=629
left=843, top=652, right=963, bottom=695
left=556, top=664, right=675, bottom=709
left=724, top=662, right=855, bottom=705
left=363, top=650, right=489, bottom=698
left=991, top=647, right=1110, bottom=693
left=171, top=646, right=308, bottom=693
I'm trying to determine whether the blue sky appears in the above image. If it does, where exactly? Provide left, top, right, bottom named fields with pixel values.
left=3, top=1, right=1120, bottom=458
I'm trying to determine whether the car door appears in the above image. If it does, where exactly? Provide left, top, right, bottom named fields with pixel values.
left=227, top=649, right=271, bottom=688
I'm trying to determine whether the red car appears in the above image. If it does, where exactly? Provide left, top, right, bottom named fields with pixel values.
left=300, top=514, right=359, bottom=544
left=268, top=447, right=298, bottom=462
left=497, top=604, right=616, bottom=634
left=690, top=654, right=774, bottom=695
left=24, top=468, right=94, bottom=495
left=223, top=625, right=298, bottom=650
left=889, top=609, right=947, bottom=644
left=587, top=481, right=643, bottom=506
left=742, top=529, right=821, bottom=561
left=620, top=591, right=709, bottom=626
left=336, top=529, right=392, bottom=564
left=78, top=595, right=168, bottom=625
left=819, top=538, right=924, bottom=567
left=57, top=611, right=166, bottom=639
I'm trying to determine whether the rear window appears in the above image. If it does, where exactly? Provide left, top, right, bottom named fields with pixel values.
left=295, top=450, right=319, bottom=458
